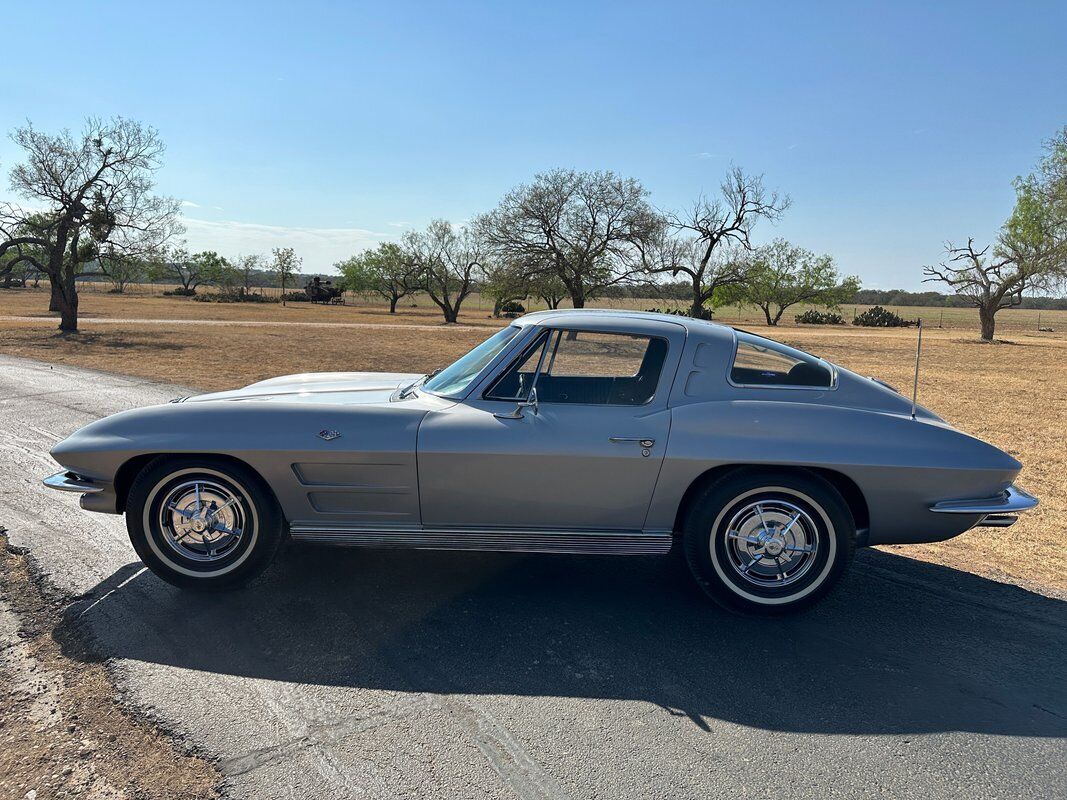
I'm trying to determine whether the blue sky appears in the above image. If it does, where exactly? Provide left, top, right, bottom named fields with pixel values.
left=2, top=1, right=1065, bottom=289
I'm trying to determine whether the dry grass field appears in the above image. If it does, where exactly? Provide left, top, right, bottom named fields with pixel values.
left=2, top=286, right=1065, bottom=593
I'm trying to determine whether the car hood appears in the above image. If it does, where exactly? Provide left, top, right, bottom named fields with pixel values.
left=181, top=371, right=424, bottom=405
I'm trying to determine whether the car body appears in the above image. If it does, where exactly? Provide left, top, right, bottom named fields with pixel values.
left=44, top=309, right=1038, bottom=612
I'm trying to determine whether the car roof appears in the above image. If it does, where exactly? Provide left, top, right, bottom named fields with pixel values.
left=514, top=308, right=733, bottom=337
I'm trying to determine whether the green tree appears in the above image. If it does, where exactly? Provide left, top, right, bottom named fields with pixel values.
left=730, top=239, right=859, bottom=325
left=270, top=246, right=302, bottom=304
left=229, top=254, right=263, bottom=298
left=149, top=248, right=230, bottom=292
left=336, top=242, right=414, bottom=312
left=99, top=250, right=147, bottom=293
left=480, top=258, right=532, bottom=316
left=529, top=272, right=569, bottom=309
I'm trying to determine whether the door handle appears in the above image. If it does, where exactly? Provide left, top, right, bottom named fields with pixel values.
left=609, top=437, right=655, bottom=448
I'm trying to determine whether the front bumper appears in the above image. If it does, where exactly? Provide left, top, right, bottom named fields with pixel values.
left=43, top=471, right=104, bottom=494
left=43, top=470, right=118, bottom=513
left=930, top=484, right=1039, bottom=528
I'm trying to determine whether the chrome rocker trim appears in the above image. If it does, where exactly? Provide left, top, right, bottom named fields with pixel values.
left=42, top=471, right=104, bottom=494
left=289, top=524, right=673, bottom=555
left=930, top=484, right=1038, bottom=529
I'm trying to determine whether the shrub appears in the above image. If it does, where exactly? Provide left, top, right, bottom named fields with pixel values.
left=193, top=291, right=279, bottom=304
left=280, top=291, right=310, bottom=302
left=795, top=309, right=845, bottom=325
left=163, top=287, right=196, bottom=297
left=645, top=306, right=710, bottom=319
left=500, top=300, right=525, bottom=317
left=852, top=306, right=916, bottom=327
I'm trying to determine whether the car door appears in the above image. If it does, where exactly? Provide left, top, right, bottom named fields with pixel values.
left=417, top=321, right=684, bottom=531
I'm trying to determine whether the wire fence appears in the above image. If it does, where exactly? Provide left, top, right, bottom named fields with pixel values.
left=16, top=280, right=1067, bottom=333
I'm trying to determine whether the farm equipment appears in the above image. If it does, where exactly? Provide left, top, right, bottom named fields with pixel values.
left=304, top=277, right=345, bottom=305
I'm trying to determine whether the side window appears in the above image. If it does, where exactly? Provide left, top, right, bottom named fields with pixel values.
left=547, top=331, right=649, bottom=378
left=488, top=329, right=668, bottom=406
left=730, top=332, right=833, bottom=388
left=485, top=332, right=550, bottom=401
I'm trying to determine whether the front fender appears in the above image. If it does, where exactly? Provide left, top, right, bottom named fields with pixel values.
left=49, top=400, right=429, bottom=524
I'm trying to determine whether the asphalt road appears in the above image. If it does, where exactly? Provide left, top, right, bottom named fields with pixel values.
left=1, top=353, right=1065, bottom=800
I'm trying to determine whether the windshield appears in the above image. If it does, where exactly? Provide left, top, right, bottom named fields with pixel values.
left=422, top=326, right=521, bottom=398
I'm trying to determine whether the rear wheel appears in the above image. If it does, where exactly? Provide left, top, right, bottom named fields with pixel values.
left=126, top=456, right=284, bottom=590
left=682, top=471, right=855, bottom=614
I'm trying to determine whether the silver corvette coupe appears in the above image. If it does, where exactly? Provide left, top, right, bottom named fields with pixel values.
left=44, top=310, right=1037, bottom=613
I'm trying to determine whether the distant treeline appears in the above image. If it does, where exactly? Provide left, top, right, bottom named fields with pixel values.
left=592, top=282, right=1067, bottom=309
left=71, top=273, right=1067, bottom=309
left=850, top=289, right=1067, bottom=310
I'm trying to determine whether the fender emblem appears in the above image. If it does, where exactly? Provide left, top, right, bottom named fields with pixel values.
left=317, top=429, right=341, bottom=441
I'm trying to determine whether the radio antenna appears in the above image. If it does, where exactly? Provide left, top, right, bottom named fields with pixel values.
left=911, top=319, right=923, bottom=419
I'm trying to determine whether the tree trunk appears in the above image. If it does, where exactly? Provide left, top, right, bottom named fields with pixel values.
left=979, top=305, right=996, bottom=341
left=56, top=276, right=79, bottom=332
left=389, top=295, right=398, bottom=313
left=761, top=304, right=774, bottom=325
left=49, top=279, right=63, bottom=312
left=689, top=277, right=705, bottom=319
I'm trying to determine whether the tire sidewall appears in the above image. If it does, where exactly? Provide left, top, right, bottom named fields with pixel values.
left=127, top=457, right=283, bottom=590
left=684, top=471, right=854, bottom=614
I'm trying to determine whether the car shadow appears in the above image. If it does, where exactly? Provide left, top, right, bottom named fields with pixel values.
left=56, top=546, right=1067, bottom=738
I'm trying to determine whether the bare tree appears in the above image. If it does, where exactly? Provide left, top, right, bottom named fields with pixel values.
left=730, top=238, right=859, bottom=325
left=643, top=234, right=754, bottom=319
left=405, top=219, right=484, bottom=323
left=923, top=237, right=1062, bottom=341
left=0, top=118, right=181, bottom=331
left=925, top=128, right=1067, bottom=341
left=650, top=167, right=790, bottom=318
left=478, top=169, right=662, bottom=308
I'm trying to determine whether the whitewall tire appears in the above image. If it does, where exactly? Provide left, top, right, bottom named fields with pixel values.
left=682, top=470, right=855, bottom=614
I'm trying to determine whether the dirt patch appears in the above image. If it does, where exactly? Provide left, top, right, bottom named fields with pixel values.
left=0, top=531, right=222, bottom=800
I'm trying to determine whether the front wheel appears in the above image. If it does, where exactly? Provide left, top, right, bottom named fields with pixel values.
left=126, top=456, right=284, bottom=590
left=682, top=471, right=855, bottom=615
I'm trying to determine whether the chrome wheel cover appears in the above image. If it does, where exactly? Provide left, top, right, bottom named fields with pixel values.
left=157, top=479, right=247, bottom=563
left=721, top=499, right=820, bottom=588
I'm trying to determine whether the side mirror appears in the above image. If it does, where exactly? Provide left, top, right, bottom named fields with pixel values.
left=494, top=387, right=538, bottom=419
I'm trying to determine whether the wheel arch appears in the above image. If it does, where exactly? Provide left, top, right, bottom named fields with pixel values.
left=114, top=452, right=280, bottom=515
left=672, top=464, right=869, bottom=542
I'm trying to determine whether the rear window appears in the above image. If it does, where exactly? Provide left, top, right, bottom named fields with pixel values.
left=730, top=332, right=833, bottom=389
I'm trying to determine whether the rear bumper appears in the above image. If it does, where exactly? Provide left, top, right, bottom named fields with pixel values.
left=930, top=484, right=1038, bottom=528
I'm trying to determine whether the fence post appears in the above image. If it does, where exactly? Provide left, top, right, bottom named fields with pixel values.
left=939, top=308, right=944, bottom=328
